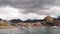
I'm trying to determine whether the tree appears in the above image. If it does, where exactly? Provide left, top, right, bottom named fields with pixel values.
left=9, top=19, right=22, bottom=23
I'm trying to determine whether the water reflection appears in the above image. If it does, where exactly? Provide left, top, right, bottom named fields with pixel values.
left=0, top=26, right=60, bottom=34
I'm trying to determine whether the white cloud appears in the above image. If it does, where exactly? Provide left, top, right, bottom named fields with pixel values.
left=50, top=6, right=60, bottom=14
left=38, top=6, right=60, bottom=17
left=0, top=6, right=60, bottom=20
left=47, top=6, right=60, bottom=17
left=0, top=6, right=24, bottom=20
left=0, top=6, right=42, bottom=20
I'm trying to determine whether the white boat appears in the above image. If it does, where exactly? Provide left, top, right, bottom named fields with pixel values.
left=53, top=26, right=58, bottom=29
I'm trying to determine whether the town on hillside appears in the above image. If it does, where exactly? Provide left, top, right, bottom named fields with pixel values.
left=0, top=15, right=60, bottom=28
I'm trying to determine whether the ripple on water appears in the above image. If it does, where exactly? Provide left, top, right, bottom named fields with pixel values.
left=0, top=26, right=60, bottom=34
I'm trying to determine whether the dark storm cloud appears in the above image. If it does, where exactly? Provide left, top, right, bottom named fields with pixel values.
left=0, top=0, right=59, bottom=14
left=0, top=0, right=55, bottom=8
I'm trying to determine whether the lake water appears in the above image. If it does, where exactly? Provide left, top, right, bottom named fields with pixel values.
left=0, top=26, right=60, bottom=34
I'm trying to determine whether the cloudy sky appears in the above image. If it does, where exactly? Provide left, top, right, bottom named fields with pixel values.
left=0, top=0, right=60, bottom=20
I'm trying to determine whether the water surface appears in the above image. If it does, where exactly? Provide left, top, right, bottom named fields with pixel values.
left=0, top=26, right=60, bottom=34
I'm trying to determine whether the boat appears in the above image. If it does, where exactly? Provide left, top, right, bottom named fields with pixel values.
left=53, top=26, right=58, bottom=29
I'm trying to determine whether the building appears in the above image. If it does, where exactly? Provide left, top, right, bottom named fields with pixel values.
left=17, top=20, right=43, bottom=28
left=43, top=16, right=55, bottom=26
